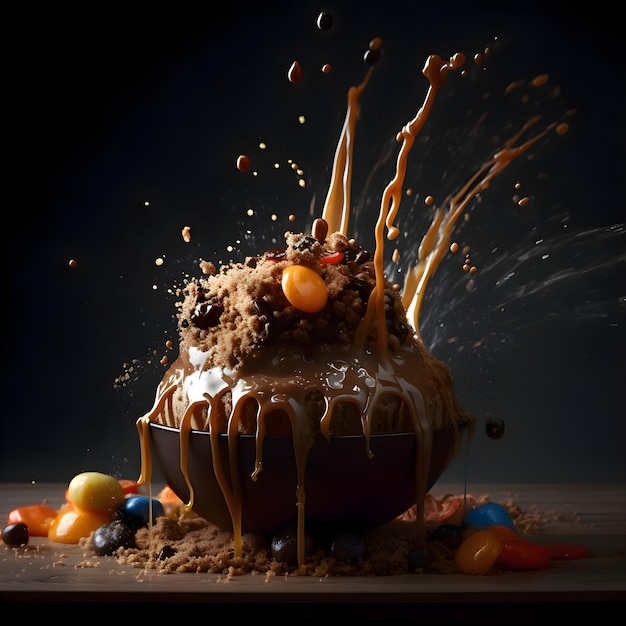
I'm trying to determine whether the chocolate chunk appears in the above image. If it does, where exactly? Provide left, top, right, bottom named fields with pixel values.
left=191, top=302, right=224, bottom=329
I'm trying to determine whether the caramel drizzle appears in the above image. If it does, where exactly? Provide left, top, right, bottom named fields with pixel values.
left=403, top=115, right=559, bottom=338
left=321, top=67, right=374, bottom=237
left=354, top=53, right=466, bottom=361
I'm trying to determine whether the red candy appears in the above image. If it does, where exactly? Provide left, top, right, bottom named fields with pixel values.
left=118, top=479, right=140, bottom=495
left=319, top=251, right=343, bottom=264
left=544, top=542, right=591, bottom=560
left=7, top=504, right=59, bottom=537
left=496, top=538, right=551, bottom=570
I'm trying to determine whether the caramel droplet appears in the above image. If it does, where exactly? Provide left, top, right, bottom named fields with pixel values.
left=182, top=225, right=191, bottom=242
left=364, top=48, right=381, bottom=65
left=312, top=218, right=329, bottom=243
left=556, top=122, right=569, bottom=135
left=237, top=155, right=251, bottom=172
left=316, top=11, right=333, bottom=31
left=288, top=61, right=303, bottom=84
left=68, top=259, right=77, bottom=268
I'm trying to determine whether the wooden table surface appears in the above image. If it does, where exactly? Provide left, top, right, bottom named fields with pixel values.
left=1, top=482, right=624, bottom=618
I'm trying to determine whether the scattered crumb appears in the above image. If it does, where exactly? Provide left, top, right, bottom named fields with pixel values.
left=83, top=493, right=551, bottom=577
left=75, top=560, right=100, bottom=569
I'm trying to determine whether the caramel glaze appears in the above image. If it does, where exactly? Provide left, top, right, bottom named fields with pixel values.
left=138, top=336, right=473, bottom=565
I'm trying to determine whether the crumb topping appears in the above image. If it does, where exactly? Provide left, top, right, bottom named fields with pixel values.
left=176, top=231, right=415, bottom=372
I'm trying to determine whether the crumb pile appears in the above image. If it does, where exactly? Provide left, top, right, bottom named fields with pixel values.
left=89, top=494, right=541, bottom=577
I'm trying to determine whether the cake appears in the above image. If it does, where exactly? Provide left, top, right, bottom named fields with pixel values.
left=130, top=47, right=486, bottom=571
left=131, top=35, right=569, bottom=574
left=137, top=217, right=475, bottom=561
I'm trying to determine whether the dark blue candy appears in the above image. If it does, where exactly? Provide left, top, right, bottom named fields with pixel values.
left=92, top=520, right=135, bottom=556
left=329, top=531, right=365, bottom=561
left=428, top=523, right=465, bottom=549
left=2, top=522, right=29, bottom=546
left=464, top=503, right=516, bottom=530
left=408, top=546, right=433, bottom=572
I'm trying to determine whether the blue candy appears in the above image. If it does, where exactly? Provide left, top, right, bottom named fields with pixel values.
left=116, top=495, right=165, bottom=531
left=464, top=502, right=516, bottom=530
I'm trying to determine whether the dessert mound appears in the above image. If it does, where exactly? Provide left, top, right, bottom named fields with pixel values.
left=136, top=220, right=475, bottom=568
left=144, top=226, right=473, bottom=438
left=179, top=230, right=408, bottom=370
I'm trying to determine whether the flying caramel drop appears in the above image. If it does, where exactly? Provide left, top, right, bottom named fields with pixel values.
left=237, top=155, right=251, bottom=172
left=288, top=61, right=303, bottom=84
left=316, top=11, right=333, bottom=31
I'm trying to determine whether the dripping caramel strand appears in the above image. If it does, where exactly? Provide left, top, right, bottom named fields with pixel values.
left=136, top=416, right=153, bottom=486
left=355, top=53, right=466, bottom=359
left=226, top=396, right=245, bottom=557
left=321, top=66, right=375, bottom=236
left=206, top=389, right=246, bottom=556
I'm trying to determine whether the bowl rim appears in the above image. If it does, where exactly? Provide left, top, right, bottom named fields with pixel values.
left=148, top=420, right=459, bottom=439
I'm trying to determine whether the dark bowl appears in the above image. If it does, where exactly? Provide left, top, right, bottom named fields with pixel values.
left=149, top=422, right=463, bottom=536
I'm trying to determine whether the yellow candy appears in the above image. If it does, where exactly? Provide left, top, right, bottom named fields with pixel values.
left=67, top=471, right=125, bottom=513
left=281, top=265, right=328, bottom=313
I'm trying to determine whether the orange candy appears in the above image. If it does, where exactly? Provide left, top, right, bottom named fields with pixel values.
left=281, top=265, right=328, bottom=313
left=156, top=485, right=184, bottom=517
left=7, top=504, right=59, bottom=537
left=454, top=529, right=503, bottom=575
left=48, top=504, right=112, bottom=544
left=157, top=485, right=182, bottom=503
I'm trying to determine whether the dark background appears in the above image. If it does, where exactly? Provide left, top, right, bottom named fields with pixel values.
left=2, top=1, right=625, bottom=486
